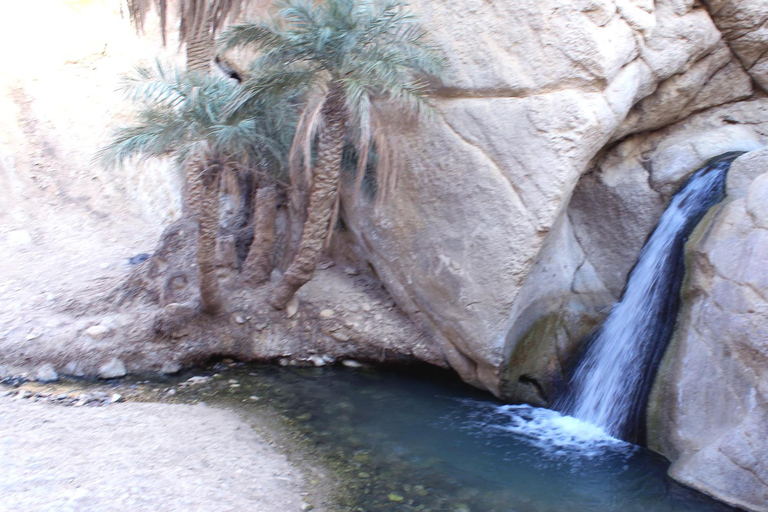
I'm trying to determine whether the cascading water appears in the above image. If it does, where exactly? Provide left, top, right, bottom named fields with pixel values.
left=554, top=152, right=744, bottom=444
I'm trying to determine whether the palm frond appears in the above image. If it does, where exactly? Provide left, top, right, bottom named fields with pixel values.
left=126, top=0, right=253, bottom=45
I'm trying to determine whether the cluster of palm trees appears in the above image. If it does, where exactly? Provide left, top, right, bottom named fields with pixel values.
left=102, top=0, right=443, bottom=316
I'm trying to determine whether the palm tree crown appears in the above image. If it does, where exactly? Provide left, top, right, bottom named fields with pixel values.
left=220, top=0, right=444, bottom=200
left=99, top=61, right=294, bottom=177
left=219, top=0, right=445, bottom=309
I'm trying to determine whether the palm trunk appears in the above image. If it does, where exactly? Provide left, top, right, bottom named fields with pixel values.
left=188, top=155, right=223, bottom=314
left=269, top=88, right=347, bottom=309
left=186, top=11, right=214, bottom=73
left=243, top=185, right=279, bottom=285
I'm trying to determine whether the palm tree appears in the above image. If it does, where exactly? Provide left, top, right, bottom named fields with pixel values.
left=220, top=0, right=445, bottom=309
left=126, top=0, right=257, bottom=71
left=100, top=62, right=294, bottom=314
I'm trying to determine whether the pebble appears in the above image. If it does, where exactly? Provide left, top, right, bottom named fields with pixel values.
left=308, top=355, right=326, bottom=367
left=342, top=360, right=363, bottom=368
left=85, top=325, right=110, bottom=340
left=25, top=333, right=40, bottom=341
left=388, top=493, right=404, bottom=502
left=34, top=363, right=58, bottom=383
left=300, top=501, right=314, bottom=511
left=343, top=266, right=359, bottom=276
left=319, top=309, right=335, bottom=318
left=361, top=303, right=372, bottom=312
left=184, top=376, right=211, bottom=386
left=98, top=358, right=126, bottom=379
left=234, top=315, right=246, bottom=324
left=254, top=322, right=269, bottom=331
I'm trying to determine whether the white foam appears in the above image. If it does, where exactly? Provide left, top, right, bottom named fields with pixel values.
left=460, top=401, right=634, bottom=459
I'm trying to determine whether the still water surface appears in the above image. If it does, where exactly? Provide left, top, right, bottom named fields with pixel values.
left=166, top=363, right=735, bottom=512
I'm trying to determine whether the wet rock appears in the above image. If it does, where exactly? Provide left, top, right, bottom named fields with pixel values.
left=34, top=363, right=58, bottom=383
left=85, top=325, right=110, bottom=340
left=308, top=355, right=326, bottom=367
left=388, top=493, right=404, bottom=502
left=342, top=360, right=363, bottom=368
left=97, top=358, right=126, bottom=379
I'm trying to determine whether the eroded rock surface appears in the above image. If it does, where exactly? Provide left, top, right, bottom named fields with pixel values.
left=649, top=161, right=768, bottom=512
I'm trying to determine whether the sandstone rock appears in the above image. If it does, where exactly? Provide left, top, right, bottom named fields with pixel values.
left=727, top=147, right=768, bottom=199
left=649, top=172, right=768, bottom=511
left=85, top=325, right=110, bottom=340
left=702, top=0, right=768, bottom=92
left=97, top=358, right=126, bottom=379
left=34, top=363, right=58, bottom=383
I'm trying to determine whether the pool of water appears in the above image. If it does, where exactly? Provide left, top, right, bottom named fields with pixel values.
left=163, top=363, right=734, bottom=512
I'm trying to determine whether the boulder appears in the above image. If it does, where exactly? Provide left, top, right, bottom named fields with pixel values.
left=97, top=358, right=126, bottom=380
left=648, top=166, right=768, bottom=512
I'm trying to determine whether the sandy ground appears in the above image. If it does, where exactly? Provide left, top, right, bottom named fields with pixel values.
left=0, top=396, right=321, bottom=512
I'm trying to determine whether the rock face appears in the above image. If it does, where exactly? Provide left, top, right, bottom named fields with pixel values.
left=338, top=2, right=768, bottom=508
left=648, top=154, right=768, bottom=512
left=344, top=0, right=756, bottom=394
left=703, top=0, right=768, bottom=92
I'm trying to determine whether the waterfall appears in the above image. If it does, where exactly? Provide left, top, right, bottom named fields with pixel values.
left=555, top=152, right=743, bottom=444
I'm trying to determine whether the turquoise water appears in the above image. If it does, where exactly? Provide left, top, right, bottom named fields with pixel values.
left=169, top=363, right=736, bottom=512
